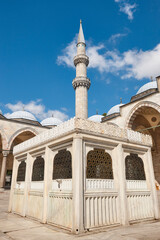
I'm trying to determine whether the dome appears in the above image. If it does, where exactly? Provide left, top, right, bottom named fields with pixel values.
left=41, top=117, right=62, bottom=127
left=136, top=81, right=157, bottom=95
left=8, top=111, right=37, bottom=121
left=108, top=104, right=124, bottom=115
left=88, top=115, right=103, bottom=123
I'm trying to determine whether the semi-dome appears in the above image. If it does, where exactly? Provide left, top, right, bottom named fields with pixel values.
left=108, top=103, right=124, bottom=116
left=41, top=117, right=62, bottom=127
left=136, top=81, right=157, bottom=95
left=88, top=115, right=103, bottom=123
left=8, top=111, right=37, bottom=121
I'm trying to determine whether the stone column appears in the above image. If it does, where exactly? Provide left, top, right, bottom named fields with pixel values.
left=42, top=147, right=54, bottom=223
left=22, top=153, right=33, bottom=217
left=114, top=144, right=129, bottom=225
left=0, top=151, right=8, bottom=188
left=147, top=149, right=160, bottom=219
left=8, top=157, right=19, bottom=212
left=72, top=134, right=84, bottom=234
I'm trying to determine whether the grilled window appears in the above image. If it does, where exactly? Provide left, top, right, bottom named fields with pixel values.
left=125, top=153, right=146, bottom=180
left=87, top=149, right=113, bottom=179
left=32, top=156, right=44, bottom=181
left=53, top=149, right=72, bottom=179
left=17, top=161, right=26, bottom=182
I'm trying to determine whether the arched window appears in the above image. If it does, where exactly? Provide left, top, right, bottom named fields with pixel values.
left=32, top=156, right=44, bottom=181
left=125, top=153, right=146, bottom=180
left=87, top=149, right=113, bottom=179
left=53, top=149, right=72, bottom=179
left=17, top=161, right=26, bottom=182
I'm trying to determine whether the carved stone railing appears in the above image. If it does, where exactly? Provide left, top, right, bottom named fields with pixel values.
left=13, top=118, right=152, bottom=155
left=126, top=180, right=147, bottom=190
left=86, top=179, right=114, bottom=190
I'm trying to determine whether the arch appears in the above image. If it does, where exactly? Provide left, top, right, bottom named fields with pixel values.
left=17, top=161, right=26, bottom=182
left=0, top=128, right=8, bottom=150
left=8, top=127, right=38, bottom=150
left=53, top=149, right=72, bottom=179
left=125, top=101, right=160, bottom=129
left=87, top=148, right=113, bottom=179
left=125, top=153, right=146, bottom=180
left=32, top=156, right=44, bottom=181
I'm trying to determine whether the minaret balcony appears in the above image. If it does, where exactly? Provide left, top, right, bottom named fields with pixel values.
left=72, top=76, right=91, bottom=90
left=74, top=54, right=89, bottom=67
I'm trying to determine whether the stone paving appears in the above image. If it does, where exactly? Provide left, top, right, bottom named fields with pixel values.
left=1, top=190, right=160, bottom=240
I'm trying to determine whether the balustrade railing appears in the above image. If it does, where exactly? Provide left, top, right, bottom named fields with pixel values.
left=52, top=179, right=72, bottom=191
left=126, top=180, right=147, bottom=190
left=86, top=179, right=114, bottom=190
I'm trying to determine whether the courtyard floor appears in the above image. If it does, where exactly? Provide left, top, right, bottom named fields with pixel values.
left=1, top=191, right=160, bottom=240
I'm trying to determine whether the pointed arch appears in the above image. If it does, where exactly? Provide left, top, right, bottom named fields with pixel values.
left=8, top=127, right=38, bottom=150
left=125, top=101, right=160, bottom=129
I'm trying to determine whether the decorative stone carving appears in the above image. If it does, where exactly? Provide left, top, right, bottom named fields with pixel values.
left=73, top=54, right=89, bottom=67
left=13, top=118, right=152, bottom=155
left=72, top=77, right=91, bottom=89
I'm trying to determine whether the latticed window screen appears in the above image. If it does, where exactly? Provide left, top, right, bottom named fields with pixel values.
left=17, top=161, right=26, bottom=182
left=125, top=153, right=146, bottom=180
left=87, top=148, right=113, bottom=179
left=32, top=156, right=44, bottom=181
left=53, top=149, right=72, bottom=179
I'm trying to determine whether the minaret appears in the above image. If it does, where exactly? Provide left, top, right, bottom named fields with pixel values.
left=72, top=20, right=91, bottom=119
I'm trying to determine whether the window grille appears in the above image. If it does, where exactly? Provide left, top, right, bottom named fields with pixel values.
left=53, top=149, right=72, bottom=179
left=32, top=156, right=44, bottom=181
left=17, top=161, right=26, bottom=182
left=125, top=153, right=146, bottom=180
left=87, top=149, right=113, bottom=179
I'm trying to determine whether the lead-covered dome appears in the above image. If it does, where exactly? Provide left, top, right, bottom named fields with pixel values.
left=41, top=117, right=62, bottom=127
left=108, top=104, right=124, bottom=115
left=136, top=81, right=157, bottom=95
left=88, top=115, right=103, bottom=123
left=8, top=110, right=37, bottom=121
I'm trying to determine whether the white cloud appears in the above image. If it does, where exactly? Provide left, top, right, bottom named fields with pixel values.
left=57, top=38, right=77, bottom=68
left=5, top=100, right=69, bottom=122
left=108, top=33, right=127, bottom=43
left=57, top=37, right=160, bottom=81
left=120, top=3, right=137, bottom=20
left=115, top=0, right=137, bottom=20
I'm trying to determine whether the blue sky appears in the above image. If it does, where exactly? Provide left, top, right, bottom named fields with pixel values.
left=0, top=0, right=160, bottom=121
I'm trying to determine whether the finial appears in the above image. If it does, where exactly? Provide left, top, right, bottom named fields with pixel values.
left=22, top=105, right=25, bottom=111
left=80, top=19, right=82, bottom=24
left=52, top=113, right=54, bottom=118
left=96, top=109, right=98, bottom=115
left=120, top=98, right=122, bottom=104
left=150, top=76, right=153, bottom=82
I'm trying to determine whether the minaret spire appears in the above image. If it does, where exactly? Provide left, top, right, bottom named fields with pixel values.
left=72, top=21, right=91, bottom=119
left=77, top=20, right=85, bottom=44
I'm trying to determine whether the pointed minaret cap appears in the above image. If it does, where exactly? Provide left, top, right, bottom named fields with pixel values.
left=77, top=20, right=85, bottom=44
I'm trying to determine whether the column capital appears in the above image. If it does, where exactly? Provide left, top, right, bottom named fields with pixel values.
left=2, top=150, right=9, bottom=157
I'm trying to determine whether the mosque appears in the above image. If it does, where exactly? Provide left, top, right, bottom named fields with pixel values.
left=4, top=21, right=160, bottom=234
